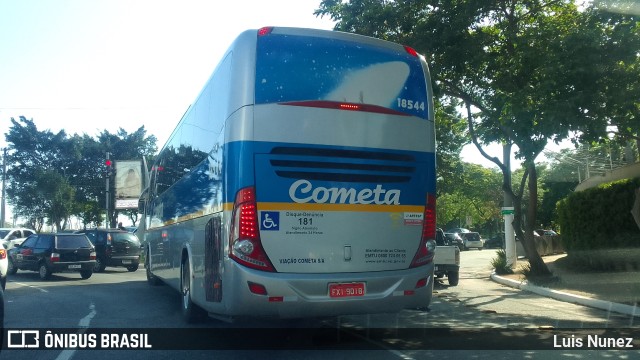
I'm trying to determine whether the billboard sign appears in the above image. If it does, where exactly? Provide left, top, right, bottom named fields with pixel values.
left=115, top=160, right=142, bottom=209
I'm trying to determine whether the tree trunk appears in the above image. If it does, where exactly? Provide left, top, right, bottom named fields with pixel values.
left=513, top=163, right=552, bottom=277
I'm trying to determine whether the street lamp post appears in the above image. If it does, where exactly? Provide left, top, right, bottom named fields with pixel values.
left=0, top=148, right=6, bottom=227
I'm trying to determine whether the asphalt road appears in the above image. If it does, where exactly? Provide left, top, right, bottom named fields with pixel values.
left=1, top=250, right=638, bottom=359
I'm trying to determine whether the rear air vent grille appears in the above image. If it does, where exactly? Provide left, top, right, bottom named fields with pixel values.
left=269, top=147, right=415, bottom=183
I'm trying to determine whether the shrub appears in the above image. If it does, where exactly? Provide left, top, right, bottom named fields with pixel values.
left=491, top=249, right=514, bottom=275
left=556, top=178, right=640, bottom=251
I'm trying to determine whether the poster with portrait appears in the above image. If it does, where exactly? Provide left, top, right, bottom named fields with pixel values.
left=115, top=160, right=142, bottom=209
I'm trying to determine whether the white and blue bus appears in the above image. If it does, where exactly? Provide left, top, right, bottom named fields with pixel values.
left=138, top=27, right=437, bottom=322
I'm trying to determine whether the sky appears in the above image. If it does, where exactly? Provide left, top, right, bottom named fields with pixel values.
left=0, top=0, right=338, bottom=148
left=0, top=0, right=583, bottom=228
left=0, top=0, right=523, bottom=170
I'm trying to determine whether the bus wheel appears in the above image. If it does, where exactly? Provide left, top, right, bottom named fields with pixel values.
left=181, top=257, right=205, bottom=323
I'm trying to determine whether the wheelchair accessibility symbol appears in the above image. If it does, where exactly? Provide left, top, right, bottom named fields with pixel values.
left=260, top=211, right=280, bottom=231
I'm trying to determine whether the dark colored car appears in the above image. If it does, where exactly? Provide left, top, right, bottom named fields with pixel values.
left=75, top=229, right=141, bottom=272
left=484, top=233, right=505, bottom=249
left=444, top=232, right=464, bottom=251
left=7, top=233, right=96, bottom=280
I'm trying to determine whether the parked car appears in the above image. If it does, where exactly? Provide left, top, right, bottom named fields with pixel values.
left=7, top=233, right=96, bottom=280
left=484, top=233, right=505, bottom=249
left=123, top=226, right=137, bottom=234
left=0, top=244, right=7, bottom=289
left=0, top=228, right=37, bottom=250
left=446, top=227, right=471, bottom=235
left=75, top=229, right=141, bottom=272
left=460, top=232, right=483, bottom=250
left=535, top=229, right=558, bottom=237
left=444, top=232, right=464, bottom=251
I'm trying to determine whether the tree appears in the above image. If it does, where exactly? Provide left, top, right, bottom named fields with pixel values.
left=316, top=0, right=639, bottom=276
left=5, top=117, right=158, bottom=230
left=6, top=117, right=75, bottom=231
left=437, top=162, right=503, bottom=233
left=435, top=98, right=469, bottom=200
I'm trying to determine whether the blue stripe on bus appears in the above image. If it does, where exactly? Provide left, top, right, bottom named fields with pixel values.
left=225, top=141, right=435, bottom=205
left=150, top=141, right=434, bottom=226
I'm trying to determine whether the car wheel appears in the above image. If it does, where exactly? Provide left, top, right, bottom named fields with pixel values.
left=448, top=271, right=459, bottom=286
left=80, top=270, right=93, bottom=279
left=7, top=258, right=17, bottom=275
left=146, top=249, right=162, bottom=286
left=127, top=264, right=139, bottom=272
left=93, top=257, right=106, bottom=273
left=181, top=257, right=205, bottom=323
left=38, top=263, right=51, bottom=280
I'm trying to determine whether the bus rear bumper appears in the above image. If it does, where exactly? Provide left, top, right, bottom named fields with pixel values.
left=218, top=263, right=435, bottom=319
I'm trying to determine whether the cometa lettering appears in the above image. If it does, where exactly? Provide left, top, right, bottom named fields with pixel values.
left=289, top=179, right=401, bottom=205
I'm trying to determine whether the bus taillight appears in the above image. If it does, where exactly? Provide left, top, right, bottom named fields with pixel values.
left=258, top=27, right=273, bottom=36
left=404, top=45, right=419, bottom=57
left=410, top=193, right=436, bottom=268
left=230, top=187, right=276, bottom=272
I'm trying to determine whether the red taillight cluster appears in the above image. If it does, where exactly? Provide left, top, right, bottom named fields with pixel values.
left=404, top=45, right=419, bottom=57
left=0, top=249, right=6, bottom=260
left=229, top=187, right=275, bottom=272
left=410, top=193, right=436, bottom=268
left=51, top=253, right=60, bottom=263
left=423, top=193, right=436, bottom=240
left=90, top=251, right=96, bottom=260
left=258, top=27, right=273, bottom=36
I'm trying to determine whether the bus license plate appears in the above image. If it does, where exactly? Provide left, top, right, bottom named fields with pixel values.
left=329, top=283, right=365, bottom=298
left=68, top=265, right=81, bottom=269
left=122, top=260, right=132, bottom=264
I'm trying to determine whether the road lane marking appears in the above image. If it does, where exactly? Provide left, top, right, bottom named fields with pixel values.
left=11, top=281, right=49, bottom=293
left=55, top=302, right=96, bottom=360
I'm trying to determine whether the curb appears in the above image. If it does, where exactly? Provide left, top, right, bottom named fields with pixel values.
left=490, top=272, right=640, bottom=318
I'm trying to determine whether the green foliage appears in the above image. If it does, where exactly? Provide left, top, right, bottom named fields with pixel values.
left=436, top=162, right=503, bottom=232
left=556, top=178, right=640, bottom=251
left=5, top=116, right=157, bottom=230
left=491, top=249, right=514, bottom=275
left=435, top=98, right=469, bottom=199
left=316, top=0, right=639, bottom=277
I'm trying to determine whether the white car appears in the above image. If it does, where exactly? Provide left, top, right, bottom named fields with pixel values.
left=0, top=243, right=7, bottom=289
left=0, top=228, right=36, bottom=250
left=461, top=232, right=484, bottom=250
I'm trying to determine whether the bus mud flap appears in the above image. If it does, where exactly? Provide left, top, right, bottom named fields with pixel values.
left=205, top=216, right=223, bottom=302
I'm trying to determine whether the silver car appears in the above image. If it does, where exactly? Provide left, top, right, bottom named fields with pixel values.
left=461, top=232, right=484, bottom=250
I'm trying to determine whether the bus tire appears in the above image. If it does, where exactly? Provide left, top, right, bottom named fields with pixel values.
left=146, top=248, right=162, bottom=286
left=447, top=271, right=459, bottom=286
left=181, top=256, right=205, bottom=323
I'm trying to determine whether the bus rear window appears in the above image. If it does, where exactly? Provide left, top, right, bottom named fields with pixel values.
left=255, top=33, right=428, bottom=119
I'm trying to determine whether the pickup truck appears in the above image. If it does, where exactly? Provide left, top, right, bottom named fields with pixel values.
left=434, top=228, right=460, bottom=286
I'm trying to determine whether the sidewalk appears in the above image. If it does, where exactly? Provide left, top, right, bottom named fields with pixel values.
left=491, top=254, right=640, bottom=317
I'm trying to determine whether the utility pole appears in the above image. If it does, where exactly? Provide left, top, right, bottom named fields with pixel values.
left=502, top=143, right=516, bottom=268
left=0, top=148, right=6, bottom=227
left=105, top=152, right=111, bottom=228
